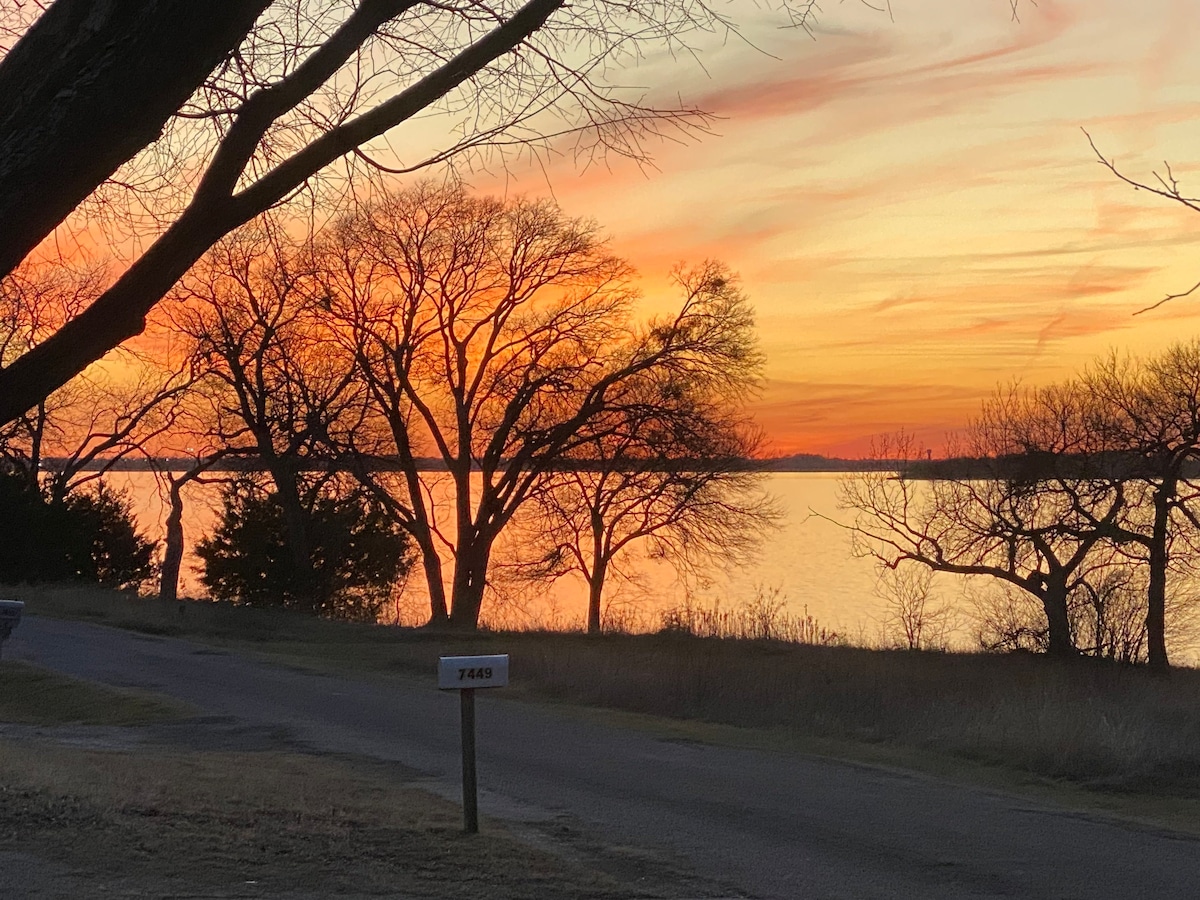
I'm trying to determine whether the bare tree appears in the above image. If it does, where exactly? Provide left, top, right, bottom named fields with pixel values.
left=1080, top=343, right=1200, bottom=672
left=1071, top=564, right=1148, bottom=664
left=875, top=564, right=955, bottom=651
left=0, top=261, right=195, bottom=501
left=168, top=221, right=370, bottom=604
left=0, top=0, right=850, bottom=425
left=515, top=264, right=776, bottom=633
left=839, top=380, right=1129, bottom=660
left=151, top=445, right=246, bottom=607
left=319, top=185, right=763, bottom=628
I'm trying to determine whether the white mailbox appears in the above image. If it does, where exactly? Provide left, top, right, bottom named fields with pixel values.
left=438, top=654, right=509, bottom=690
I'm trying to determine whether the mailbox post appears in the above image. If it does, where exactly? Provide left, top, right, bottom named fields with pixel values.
left=438, top=654, right=508, bottom=833
left=0, top=600, right=24, bottom=661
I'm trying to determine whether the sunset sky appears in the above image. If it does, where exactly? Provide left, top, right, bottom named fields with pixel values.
left=461, top=0, right=1200, bottom=456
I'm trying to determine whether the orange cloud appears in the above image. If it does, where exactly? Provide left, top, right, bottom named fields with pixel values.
left=473, top=1, right=1200, bottom=456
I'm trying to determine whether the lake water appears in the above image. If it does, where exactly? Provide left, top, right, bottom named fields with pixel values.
left=111, top=471, right=896, bottom=635
left=112, top=472, right=883, bottom=628
left=107, top=469, right=1199, bottom=660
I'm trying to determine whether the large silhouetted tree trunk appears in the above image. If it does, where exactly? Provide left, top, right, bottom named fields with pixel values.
left=0, top=0, right=269, bottom=280
left=1146, top=485, right=1173, bottom=672
left=0, top=0, right=567, bottom=424
left=160, top=479, right=185, bottom=605
left=447, top=543, right=492, bottom=630
left=1040, top=571, right=1076, bottom=660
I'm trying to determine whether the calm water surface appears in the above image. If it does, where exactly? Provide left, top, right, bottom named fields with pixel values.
left=101, top=470, right=1200, bottom=660
left=109, top=471, right=899, bottom=636
left=111, top=472, right=883, bottom=628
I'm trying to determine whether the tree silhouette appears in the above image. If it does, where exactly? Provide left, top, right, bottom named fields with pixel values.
left=840, top=384, right=1128, bottom=661
left=1081, top=344, right=1200, bottom=672
left=318, top=185, right=765, bottom=628
left=169, top=221, right=371, bottom=605
left=0, top=0, right=814, bottom=425
left=515, top=265, right=776, bottom=633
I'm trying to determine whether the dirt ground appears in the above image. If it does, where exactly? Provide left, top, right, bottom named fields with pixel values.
left=0, top=719, right=717, bottom=899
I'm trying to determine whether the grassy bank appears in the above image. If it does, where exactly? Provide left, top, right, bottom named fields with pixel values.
left=0, top=656, right=704, bottom=898
left=0, top=660, right=187, bottom=724
left=18, top=584, right=1200, bottom=797
left=0, top=741, right=662, bottom=898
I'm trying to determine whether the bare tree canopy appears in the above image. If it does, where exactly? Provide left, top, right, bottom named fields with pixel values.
left=0, top=0, right=271, bottom=278
left=842, top=342, right=1200, bottom=669
left=1079, top=343, right=1200, bottom=671
left=839, top=390, right=1127, bottom=660
left=320, top=182, right=640, bottom=627
left=0, top=0, right=843, bottom=426
left=169, top=220, right=373, bottom=605
left=515, top=264, right=777, bottom=633
left=292, top=184, right=768, bottom=628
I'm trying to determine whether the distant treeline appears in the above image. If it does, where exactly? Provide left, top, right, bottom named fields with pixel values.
left=903, top=452, right=1200, bottom=482
left=46, top=453, right=903, bottom=475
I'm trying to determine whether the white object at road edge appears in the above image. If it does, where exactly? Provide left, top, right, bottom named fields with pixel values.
left=438, top=654, right=509, bottom=690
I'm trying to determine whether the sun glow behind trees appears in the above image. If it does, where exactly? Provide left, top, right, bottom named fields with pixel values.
left=13, top=2, right=1195, bottom=456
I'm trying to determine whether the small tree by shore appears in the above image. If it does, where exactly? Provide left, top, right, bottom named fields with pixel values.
left=0, top=471, right=154, bottom=590
left=196, top=478, right=412, bottom=622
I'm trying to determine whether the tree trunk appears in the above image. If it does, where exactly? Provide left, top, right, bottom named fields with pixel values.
left=266, top=462, right=318, bottom=610
left=586, top=556, right=609, bottom=635
left=27, top=403, right=45, bottom=493
left=415, top=533, right=448, bottom=625
left=0, top=0, right=566, bottom=426
left=158, top=478, right=185, bottom=605
left=0, top=0, right=270, bottom=280
left=1146, top=486, right=1172, bottom=673
left=1041, top=574, right=1077, bottom=659
left=447, top=544, right=489, bottom=631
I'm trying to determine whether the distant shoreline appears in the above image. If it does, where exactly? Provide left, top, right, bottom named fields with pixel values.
left=36, top=455, right=903, bottom=475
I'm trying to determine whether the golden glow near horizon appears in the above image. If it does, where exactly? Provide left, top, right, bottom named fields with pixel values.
left=450, top=0, right=1200, bottom=456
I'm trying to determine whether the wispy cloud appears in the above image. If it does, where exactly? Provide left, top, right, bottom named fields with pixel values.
left=475, top=0, right=1200, bottom=453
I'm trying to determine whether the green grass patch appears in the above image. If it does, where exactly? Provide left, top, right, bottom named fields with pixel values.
left=0, top=660, right=187, bottom=725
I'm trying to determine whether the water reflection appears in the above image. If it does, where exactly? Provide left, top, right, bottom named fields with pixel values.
left=105, top=470, right=1200, bottom=662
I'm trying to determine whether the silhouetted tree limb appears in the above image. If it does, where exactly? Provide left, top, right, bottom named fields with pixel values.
left=0, top=0, right=927, bottom=427
left=0, top=0, right=272, bottom=280
left=838, top=388, right=1127, bottom=660
left=512, top=264, right=777, bottom=633
left=1085, top=127, right=1200, bottom=315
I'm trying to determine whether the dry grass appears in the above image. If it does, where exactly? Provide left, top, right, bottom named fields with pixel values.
left=0, top=639, right=712, bottom=898
left=0, top=741, right=644, bottom=899
left=412, top=631, right=1200, bottom=793
left=0, top=659, right=186, bottom=724
left=19, top=583, right=1200, bottom=795
left=656, top=591, right=842, bottom=644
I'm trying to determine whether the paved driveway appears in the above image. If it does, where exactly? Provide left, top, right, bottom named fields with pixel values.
left=10, top=615, right=1200, bottom=899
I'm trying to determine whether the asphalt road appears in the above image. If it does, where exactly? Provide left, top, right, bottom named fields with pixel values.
left=9, top=615, right=1200, bottom=899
